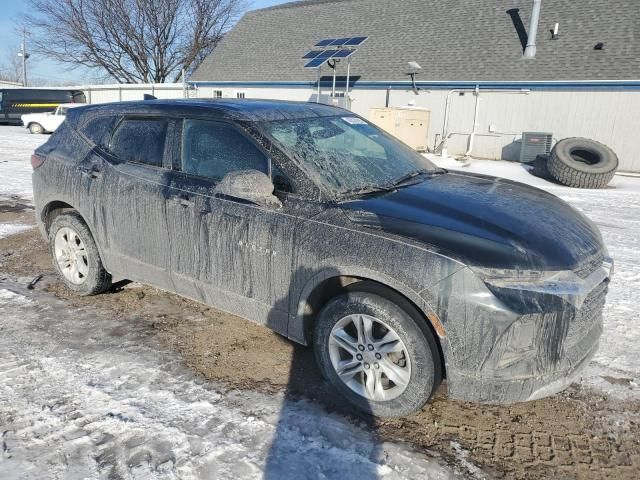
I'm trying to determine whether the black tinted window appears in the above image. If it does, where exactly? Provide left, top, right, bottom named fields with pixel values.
left=111, top=118, right=168, bottom=166
left=80, top=115, right=118, bottom=148
left=4, top=89, right=72, bottom=102
left=182, top=120, right=267, bottom=180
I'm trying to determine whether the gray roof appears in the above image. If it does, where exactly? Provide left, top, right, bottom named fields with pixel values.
left=190, top=0, right=640, bottom=83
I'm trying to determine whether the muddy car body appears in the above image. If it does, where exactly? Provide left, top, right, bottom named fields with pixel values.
left=32, top=99, right=612, bottom=416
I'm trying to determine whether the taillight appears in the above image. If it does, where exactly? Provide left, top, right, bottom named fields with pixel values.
left=31, top=153, right=46, bottom=169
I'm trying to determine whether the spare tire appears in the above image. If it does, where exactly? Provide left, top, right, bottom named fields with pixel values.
left=547, top=137, right=618, bottom=188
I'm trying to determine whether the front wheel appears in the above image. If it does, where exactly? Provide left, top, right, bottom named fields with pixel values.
left=314, top=283, right=442, bottom=417
left=49, top=212, right=112, bottom=295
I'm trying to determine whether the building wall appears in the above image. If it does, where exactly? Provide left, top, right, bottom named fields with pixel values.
left=66, top=82, right=639, bottom=172
left=193, top=85, right=640, bottom=173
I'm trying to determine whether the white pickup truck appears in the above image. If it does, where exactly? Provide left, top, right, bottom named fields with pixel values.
left=21, top=103, right=86, bottom=134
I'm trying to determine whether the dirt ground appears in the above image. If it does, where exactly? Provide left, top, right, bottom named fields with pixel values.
left=1, top=201, right=638, bottom=479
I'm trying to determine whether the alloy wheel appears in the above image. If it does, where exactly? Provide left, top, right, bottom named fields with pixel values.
left=54, top=227, right=89, bottom=284
left=328, top=314, right=411, bottom=401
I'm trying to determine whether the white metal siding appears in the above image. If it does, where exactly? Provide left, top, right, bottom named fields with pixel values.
left=69, top=82, right=640, bottom=172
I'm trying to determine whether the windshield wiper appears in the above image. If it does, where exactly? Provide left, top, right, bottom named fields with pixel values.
left=335, top=184, right=394, bottom=200
left=385, top=168, right=443, bottom=189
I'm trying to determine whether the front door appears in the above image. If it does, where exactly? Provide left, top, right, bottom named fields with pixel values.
left=165, top=119, right=300, bottom=333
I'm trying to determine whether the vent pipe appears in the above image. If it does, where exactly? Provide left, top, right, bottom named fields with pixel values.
left=523, top=0, right=542, bottom=59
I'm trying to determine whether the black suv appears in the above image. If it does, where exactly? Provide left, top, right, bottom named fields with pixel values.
left=32, top=99, right=612, bottom=417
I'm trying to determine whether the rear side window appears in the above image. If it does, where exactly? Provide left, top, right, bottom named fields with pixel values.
left=110, top=118, right=168, bottom=166
left=182, top=119, right=267, bottom=180
left=80, top=115, right=118, bottom=148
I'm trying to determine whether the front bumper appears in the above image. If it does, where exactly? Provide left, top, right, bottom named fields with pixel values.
left=423, top=257, right=611, bottom=404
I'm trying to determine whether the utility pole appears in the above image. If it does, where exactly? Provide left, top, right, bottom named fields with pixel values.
left=18, top=29, right=30, bottom=86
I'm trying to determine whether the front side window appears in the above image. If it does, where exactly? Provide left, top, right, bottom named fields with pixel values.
left=257, top=115, right=438, bottom=195
left=110, top=118, right=168, bottom=166
left=181, top=119, right=268, bottom=181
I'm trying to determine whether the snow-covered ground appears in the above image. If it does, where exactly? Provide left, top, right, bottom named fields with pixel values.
left=0, top=125, right=44, bottom=200
left=0, top=280, right=458, bottom=480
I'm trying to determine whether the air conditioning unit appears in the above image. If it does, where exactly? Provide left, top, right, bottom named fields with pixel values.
left=520, top=132, right=553, bottom=163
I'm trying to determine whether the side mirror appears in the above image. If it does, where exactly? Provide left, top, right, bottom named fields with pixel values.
left=214, top=169, right=282, bottom=209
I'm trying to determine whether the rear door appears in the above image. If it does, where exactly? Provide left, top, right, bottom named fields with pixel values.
left=89, top=116, right=177, bottom=289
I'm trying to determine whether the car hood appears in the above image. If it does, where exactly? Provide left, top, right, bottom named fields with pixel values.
left=21, top=113, right=46, bottom=121
left=340, top=171, right=604, bottom=270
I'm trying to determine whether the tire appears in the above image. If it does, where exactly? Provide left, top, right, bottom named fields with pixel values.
left=314, top=282, right=442, bottom=417
left=29, top=123, right=44, bottom=134
left=49, top=212, right=112, bottom=295
left=547, top=137, right=618, bottom=188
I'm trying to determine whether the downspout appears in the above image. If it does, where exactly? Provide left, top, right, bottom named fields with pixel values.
left=523, top=0, right=542, bottom=59
left=464, top=85, right=480, bottom=157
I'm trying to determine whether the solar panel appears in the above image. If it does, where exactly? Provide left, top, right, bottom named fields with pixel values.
left=302, top=50, right=322, bottom=59
left=331, top=49, right=355, bottom=58
left=317, top=50, right=335, bottom=58
left=314, top=38, right=336, bottom=47
left=304, top=57, right=328, bottom=68
left=344, top=36, right=368, bottom=46
left=329, top=37, right=352, bottom=47
left=304, top=36, right=369, bottom=68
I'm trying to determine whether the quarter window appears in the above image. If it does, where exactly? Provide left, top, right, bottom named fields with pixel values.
left=181, top=120, right=268, bottom=180
left=110, top=118, right=168, bottom=167
left=80, top=115, right=118, bottom=148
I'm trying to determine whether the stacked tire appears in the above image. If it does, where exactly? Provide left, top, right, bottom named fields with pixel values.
left=546, top=137, right=618, bottom=189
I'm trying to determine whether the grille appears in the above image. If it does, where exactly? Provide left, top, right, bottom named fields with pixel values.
left=574, top=252, right=604, bottom=279
left=566, top=280, right=608, bottom=345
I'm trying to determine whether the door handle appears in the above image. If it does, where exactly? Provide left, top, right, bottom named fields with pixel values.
left=78, top=167, right=101, bottom=179
left=169, top=195, right=194, bottom=208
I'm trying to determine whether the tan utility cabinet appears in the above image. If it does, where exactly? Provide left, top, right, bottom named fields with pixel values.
left=369, top=107, right=430, bottom=151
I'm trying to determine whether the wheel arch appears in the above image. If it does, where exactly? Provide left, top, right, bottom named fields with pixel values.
left=290, top=268, right=447, bottom=378
left=40, top=199, right=110, bottom=273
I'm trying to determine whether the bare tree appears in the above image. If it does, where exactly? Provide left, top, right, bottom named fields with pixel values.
left=0, top=45, right=24, bottom=83
left=23, top=0, right=245, bottom=84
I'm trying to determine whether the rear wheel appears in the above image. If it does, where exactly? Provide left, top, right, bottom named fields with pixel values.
left=29, top=123, right=44, bottom=134
left=314, top=283, right=442, bottom=417
left=49, top=212, right=112, bottom=295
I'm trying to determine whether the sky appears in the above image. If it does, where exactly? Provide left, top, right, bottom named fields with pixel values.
left=0, top=0, right=291, bottom=85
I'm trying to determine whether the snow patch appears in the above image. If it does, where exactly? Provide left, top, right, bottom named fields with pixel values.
left=0, top=223, right=32, bottom=239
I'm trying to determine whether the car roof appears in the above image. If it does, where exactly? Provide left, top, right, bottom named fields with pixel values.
left=69, top=98, right=349, bottom=122
left=58, top=103, right=86, bottom=108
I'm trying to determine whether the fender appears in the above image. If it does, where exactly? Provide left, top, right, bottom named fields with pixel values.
left=288, top=263, right=443, bottom=345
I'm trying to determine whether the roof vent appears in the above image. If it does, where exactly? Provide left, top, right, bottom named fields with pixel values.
left=594, top=42, right=604, bottom=50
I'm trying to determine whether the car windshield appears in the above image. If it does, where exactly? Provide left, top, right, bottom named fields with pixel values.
left=256, top=115, right=440, bottom=197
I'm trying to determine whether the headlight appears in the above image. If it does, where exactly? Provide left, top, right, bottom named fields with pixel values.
left=471, top=267, right=573, bottom=285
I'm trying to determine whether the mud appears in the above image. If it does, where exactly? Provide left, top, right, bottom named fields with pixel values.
left=1, top=224, right=638, bottom=479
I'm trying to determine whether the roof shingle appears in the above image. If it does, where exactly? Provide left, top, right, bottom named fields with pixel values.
left=190, top=0, right=640, bottom=83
